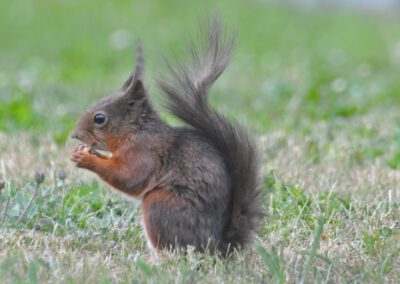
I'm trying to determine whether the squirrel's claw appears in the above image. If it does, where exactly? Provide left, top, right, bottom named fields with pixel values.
left=70, top=146, right=95, bottom=168
left=72, top=144, right=90, bottom=153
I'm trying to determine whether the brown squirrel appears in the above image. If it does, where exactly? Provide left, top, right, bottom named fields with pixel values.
left=70, top=19, right=262, bottom=255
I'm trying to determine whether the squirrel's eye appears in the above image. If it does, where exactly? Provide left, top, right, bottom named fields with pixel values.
left=94, top=113, right=106, bottom=125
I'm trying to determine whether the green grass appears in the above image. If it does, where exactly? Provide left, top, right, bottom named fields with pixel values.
left=1, top=0, right=400, bottom=283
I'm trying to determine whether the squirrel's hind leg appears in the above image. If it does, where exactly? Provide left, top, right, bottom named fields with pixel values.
left=141, top=186, right=220, bottom=252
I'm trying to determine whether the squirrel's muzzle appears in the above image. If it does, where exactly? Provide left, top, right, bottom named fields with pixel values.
left=70, top=130, right=81, bottom=140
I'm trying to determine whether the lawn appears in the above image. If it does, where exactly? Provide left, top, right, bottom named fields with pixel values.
left=1, top=0, right=400, bottom=283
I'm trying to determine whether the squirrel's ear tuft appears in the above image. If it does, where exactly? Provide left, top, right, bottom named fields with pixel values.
left=133, top=41, right=144, bottom=82
left=120, top=41, right=144, bottom=92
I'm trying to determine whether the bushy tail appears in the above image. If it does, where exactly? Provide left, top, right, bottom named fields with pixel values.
left=157, top=19, right=263, bottom=252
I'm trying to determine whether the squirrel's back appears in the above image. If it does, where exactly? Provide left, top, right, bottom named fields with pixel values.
left=157, top=19, right=263, bottom=252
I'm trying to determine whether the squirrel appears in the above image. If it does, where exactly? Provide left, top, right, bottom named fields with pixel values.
left=70, top=19, right=263, bottom=255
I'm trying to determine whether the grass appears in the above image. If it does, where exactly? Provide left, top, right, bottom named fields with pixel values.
left=1, top=0, right=400, bottom=283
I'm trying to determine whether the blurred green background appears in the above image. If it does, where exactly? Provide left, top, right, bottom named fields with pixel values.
left=1, top=0, right=400, bottom=143
left=1, top=2, right=400, bottom=282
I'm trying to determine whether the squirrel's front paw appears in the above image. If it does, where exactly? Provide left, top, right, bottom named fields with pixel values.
left=70, top=145, right=96, bottom=169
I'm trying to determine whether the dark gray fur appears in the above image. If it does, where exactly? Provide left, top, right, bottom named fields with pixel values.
left=147, top=127, right=232, bottom=252
left=152, top=19, right=263, bottom=253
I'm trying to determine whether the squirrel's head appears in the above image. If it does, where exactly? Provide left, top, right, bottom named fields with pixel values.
left=71, top=43, right=156, bottom=152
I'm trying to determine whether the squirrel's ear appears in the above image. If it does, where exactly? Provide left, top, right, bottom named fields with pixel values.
left=125, top=79, right=146, bottom=101
left=120, top=74, right=133, bottom=91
